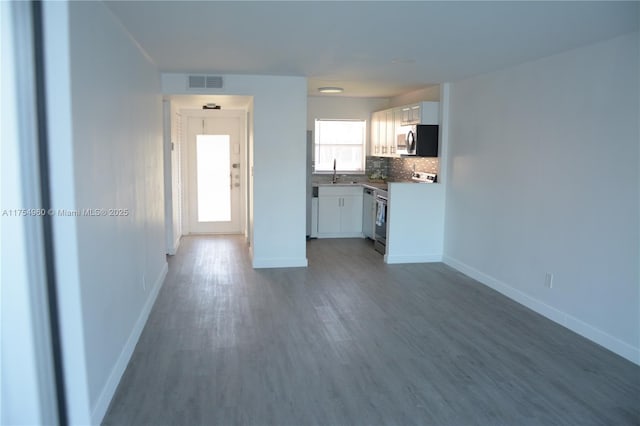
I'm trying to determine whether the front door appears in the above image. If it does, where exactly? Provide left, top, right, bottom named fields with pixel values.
left=187, top=116, right=242, bottom=234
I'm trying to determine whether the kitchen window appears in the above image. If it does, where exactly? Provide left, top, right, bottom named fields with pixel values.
left=314, top=119, right=366, bottom=173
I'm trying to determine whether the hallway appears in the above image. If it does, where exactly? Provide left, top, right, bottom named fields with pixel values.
left=103, top=236, right=639, bottom=425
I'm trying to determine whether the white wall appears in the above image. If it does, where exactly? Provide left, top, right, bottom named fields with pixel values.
left=44, top=2, right=168, bottom=423
left=163, top=74, right=308, bottom=268
left=247, top=101, right=255, bottom=247
left=171, top=107, right=183, bottom=251
left=307, top=96, right=390, bottom=130
left=386, top=183, right=445, bottom=263
left=163, top=99, right=185, bottom=255
left=389, top=85, right=440, bottom=107
left=444, top=33, right=639, bottom=364
left=250, top=78, right=307, bottom=267
left=162, top=100, right=175, bottom=254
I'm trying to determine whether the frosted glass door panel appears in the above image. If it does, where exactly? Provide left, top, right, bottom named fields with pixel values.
left=196, top=135, right=230, bottom=222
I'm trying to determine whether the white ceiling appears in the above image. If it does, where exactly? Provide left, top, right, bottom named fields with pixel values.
left=106, top=1, right=638, bottom=98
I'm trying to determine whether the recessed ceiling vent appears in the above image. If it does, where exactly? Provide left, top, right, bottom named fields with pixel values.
left=188, top=75, right=223, bottom=89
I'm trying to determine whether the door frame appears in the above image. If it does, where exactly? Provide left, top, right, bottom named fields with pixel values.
left=2, top=1, right=63, bottom=423
left=180, top=109, right=247, bottom=235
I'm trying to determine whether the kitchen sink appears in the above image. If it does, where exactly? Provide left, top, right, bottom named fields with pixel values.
left=314, top=181, right=367, bottom=187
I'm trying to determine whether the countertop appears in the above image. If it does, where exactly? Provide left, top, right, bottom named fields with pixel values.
left=362, top=182, right=389, bottom=191
left=313, top=180, right=432, bottom=191
left=314, top=181, right=387, bottom=190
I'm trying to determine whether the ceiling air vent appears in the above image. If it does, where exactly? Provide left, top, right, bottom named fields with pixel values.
left=205, top=76, right=223, bottom=88
left=188, top=75, right=223, bottom=89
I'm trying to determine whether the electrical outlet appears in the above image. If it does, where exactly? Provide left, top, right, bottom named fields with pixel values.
left=544, top=272, right=554, bottom=289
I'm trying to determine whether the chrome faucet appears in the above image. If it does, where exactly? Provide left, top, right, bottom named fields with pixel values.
left=332, top=159, right=337, bottom=183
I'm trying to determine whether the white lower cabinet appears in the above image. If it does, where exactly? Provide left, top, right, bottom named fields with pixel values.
left=318, top=186, right=363, bottom=238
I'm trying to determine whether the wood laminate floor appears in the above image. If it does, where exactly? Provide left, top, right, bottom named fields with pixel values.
left=103, top=236, right=639, bottom=426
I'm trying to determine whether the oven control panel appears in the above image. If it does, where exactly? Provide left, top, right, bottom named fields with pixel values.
left=411, top=172, right=437, bottom=183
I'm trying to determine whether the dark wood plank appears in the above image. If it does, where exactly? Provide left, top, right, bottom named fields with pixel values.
left=103, top=236, right=640, bottom=426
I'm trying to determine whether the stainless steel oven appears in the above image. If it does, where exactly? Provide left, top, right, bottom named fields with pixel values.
left=374, top=191, right=388, bottom=254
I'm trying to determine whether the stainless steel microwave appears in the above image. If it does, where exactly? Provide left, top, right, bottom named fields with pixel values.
left=397, top=124, right=439, bottom=157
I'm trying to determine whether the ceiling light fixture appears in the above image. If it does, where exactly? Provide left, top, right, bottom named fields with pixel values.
left=318, top=87, right=344, bottom=94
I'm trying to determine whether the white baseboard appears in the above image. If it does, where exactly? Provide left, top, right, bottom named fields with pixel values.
left=91, top=262, right=169, bottom=425
left=316, top=233, right=364, bottom=239
left=443, top=255, right=640, bottom=366
left=252, top=257, right=308, bottom=269
left=384, top=253, right=443, bottom=264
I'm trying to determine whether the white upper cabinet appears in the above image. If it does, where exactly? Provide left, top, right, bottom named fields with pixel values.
left=393, top=108, right=403, bottom=155
left=371, top=110, right=384, bottom=156
left=410, top=105, right=421, bottom=123
left=385, top=109, right=395, bottom=156
left=400, top=106, right=411, bottom=125
left=371, top=101, right=439, bottom=157
left=370, top=108, right=401, bottom=158
left=400, top=105, right=421, bottom=125
left=400, top=102, right=439, bottom=126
